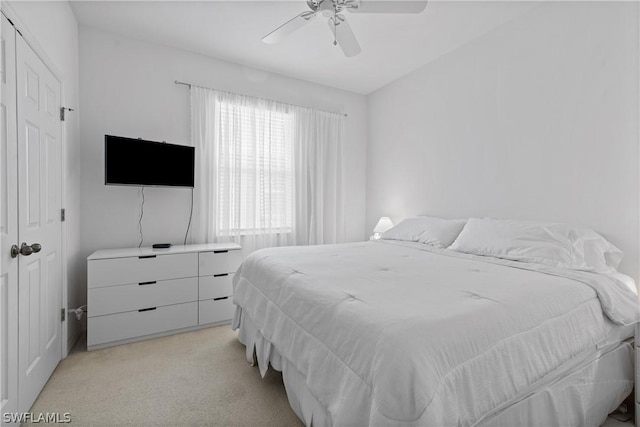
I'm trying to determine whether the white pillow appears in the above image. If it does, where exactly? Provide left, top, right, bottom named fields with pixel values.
left=573, top=230, right=623, bottom=272
left=381, top=216, right=466, bottom=248
left=448, top=218, right=622, bottom=272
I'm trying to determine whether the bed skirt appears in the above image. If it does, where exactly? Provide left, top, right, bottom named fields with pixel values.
left=232, top=306, right=633, bottom=427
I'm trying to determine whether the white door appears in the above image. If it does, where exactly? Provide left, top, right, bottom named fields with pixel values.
left=0, top=12, right=19, bottom=418
left=15, top=33, right=63, bottom=412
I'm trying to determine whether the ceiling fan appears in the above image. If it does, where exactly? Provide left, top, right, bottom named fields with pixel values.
left=263, top=0, right=428, bottom=58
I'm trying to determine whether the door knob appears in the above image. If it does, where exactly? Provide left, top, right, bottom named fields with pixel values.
left=20, top=243, right=33, bottom=256
left=9, top=243, right=42, bottom=258
left=18, top=242, right=41, bottom=256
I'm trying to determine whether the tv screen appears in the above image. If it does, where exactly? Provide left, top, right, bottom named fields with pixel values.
left=105, top=135, right=195, bottom=187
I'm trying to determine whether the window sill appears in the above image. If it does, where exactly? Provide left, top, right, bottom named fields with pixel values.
left=218, top=228, right=293, bottom=236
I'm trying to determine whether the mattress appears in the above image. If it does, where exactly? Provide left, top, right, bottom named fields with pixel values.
left=232, top=240, right=639, bottom=426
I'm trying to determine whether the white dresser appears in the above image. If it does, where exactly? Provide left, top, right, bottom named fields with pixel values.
left=87, top=243, right=242, bottom=350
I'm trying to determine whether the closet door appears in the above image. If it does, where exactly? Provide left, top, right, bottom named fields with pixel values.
left=16, top=33, right=62, bottom=412
left=0, top=12, right=19, bottom=417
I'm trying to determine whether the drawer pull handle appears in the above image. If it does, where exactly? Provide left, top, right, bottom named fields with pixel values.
left=138, top=307, right=157, bottom=312
left=213, top=296, right=229, bottom=301
left=213, top=273, right=229, bottom=277
left=213, top=250, right=228, bottom=254
left=139, top=255, right=156, bottom=259
left=138, top=281, right=157, bottom=286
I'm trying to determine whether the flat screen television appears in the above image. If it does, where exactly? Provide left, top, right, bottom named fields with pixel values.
left=105, top=135, right=195, bottom=187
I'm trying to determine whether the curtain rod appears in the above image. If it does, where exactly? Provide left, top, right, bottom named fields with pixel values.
left=174, top=80, right=348, bottom=117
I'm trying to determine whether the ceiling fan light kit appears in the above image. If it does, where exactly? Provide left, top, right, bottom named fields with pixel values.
left=263, top=0, right=428, bottom=57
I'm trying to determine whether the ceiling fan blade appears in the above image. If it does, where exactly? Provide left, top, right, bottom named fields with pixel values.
left=328, top=16, right=361, bottom=58
left=349, top=0, right=428, bottom=14
left=263, top=12, right=316, bottom=44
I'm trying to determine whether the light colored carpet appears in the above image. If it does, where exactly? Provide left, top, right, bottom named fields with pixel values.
left=28, top=326, right=302, bottom=426
left=27, top=325, right=633, bottom=426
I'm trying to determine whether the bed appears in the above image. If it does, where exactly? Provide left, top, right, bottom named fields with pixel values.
left=231, top=218, right=640, bottom=426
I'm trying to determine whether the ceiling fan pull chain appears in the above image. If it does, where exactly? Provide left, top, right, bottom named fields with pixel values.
left=333, top=8, right=338, bottom=46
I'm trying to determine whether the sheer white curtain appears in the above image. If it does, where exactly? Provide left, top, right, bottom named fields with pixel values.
left=190, top=86, right=345, bottom=252
left=292, top=108, right=345, bottom=245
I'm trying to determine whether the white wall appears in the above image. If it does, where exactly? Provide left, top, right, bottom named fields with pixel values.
left=4, top=0, right=82, bottom=351
left=78, top=26, right=367, bottom=288
left=367, top=2, right=640, bottom=279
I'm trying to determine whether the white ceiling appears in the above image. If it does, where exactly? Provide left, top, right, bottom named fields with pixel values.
left=70, top=1, right=540, bottom=94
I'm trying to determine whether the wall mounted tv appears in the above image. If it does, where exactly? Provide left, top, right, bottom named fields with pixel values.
left=105, top=135, right=195, bottom=187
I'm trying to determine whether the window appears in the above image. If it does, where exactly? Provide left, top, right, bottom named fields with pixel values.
left=216, top=101, right=293, bottom=236
left=191, top=86, right=346, bottom=249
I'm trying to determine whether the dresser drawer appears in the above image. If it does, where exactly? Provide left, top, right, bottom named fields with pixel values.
left=88, top=302, right=198, bottom=347
left=199, top=298, right=235, bottom=325
left=199, top=250, right=242, bottom=276
left=89, top=277, right=198, bottom=317
left=199, top=275, right=233, bottom=301
left=88, top=253, right=198, bottom=288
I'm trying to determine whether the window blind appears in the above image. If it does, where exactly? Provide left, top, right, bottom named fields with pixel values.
left=216, top=101, right=293, bottom=235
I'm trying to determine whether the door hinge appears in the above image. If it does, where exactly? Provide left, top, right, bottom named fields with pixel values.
left=61, top=208, right=65, bottom=222
left=60, top=107, right=74, bottom=122
left=61, top=308, right=66, bottom=322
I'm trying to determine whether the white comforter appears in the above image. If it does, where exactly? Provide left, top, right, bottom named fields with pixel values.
left=232, top=241, right=639, bottom=426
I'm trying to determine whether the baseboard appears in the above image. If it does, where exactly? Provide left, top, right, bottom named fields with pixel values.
left=87, top=320, right=232, bottom=351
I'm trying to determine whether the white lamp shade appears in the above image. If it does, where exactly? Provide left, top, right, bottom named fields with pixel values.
left=373, top=217, right=394, bottom=234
